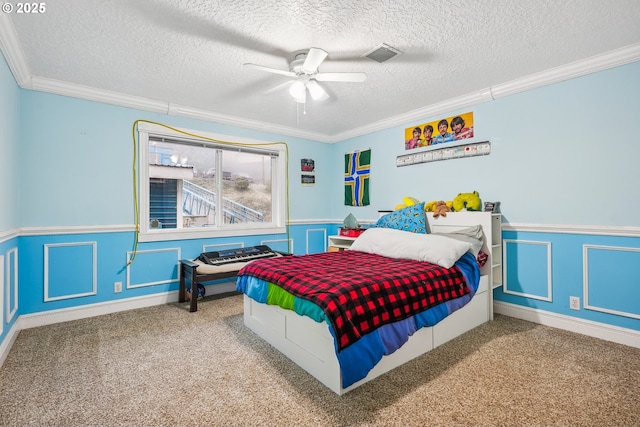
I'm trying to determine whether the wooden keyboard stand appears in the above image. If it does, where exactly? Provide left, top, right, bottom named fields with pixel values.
left=179, top=251, right=289, bottom=312
left=179, top=260, right=243, bottom=313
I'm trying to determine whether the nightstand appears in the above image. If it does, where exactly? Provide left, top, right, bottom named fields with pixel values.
left=328, top=235, right=357, bottom=252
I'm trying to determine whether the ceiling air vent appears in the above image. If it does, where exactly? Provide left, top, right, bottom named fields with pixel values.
left=362, top=43, right=402, bottom=63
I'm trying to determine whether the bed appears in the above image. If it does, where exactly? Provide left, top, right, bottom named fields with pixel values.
left=236, top=211, right=497, bottom=395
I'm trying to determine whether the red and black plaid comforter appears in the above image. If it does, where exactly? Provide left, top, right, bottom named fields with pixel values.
left=238, top=250, right=469, bottom=351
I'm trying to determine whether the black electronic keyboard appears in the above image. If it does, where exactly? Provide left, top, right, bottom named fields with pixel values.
left=197, top=245, right=278, bottom=266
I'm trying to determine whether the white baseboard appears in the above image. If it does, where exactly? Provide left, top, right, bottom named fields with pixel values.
left=20, top=281, right=237, bottom=330
left=19, top=292, right=180, bottom=330
left=0, top=281, right=238, bottom=367
left=6, top=290, right=636, bottom=369
left=494, top=301, right=640, bottom=349
left=0, top=322, right=21, bottom=367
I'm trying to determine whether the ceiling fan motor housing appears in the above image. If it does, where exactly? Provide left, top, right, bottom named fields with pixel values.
left=290, top=53, right=308, bottom=74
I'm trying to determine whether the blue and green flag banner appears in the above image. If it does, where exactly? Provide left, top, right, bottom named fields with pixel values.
left=344, top=149, right=371, bottom=206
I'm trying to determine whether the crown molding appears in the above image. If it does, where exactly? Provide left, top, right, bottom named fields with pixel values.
left=2, top=11, right=638, bottom=144
left=489, top=42, right=640, bottom=99
left=28, top=76, right=334, bottom=143
left=330, top=90, right=492, bottom=142
left=0, top=14, right=30, bottom=87
left=332, top=42, right=640, bottom=142
left=165, top=103, right=332, bottom=143
left=30, top=76, right=169, bottom=113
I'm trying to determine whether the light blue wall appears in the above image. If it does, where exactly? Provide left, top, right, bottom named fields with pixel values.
left=11, top=91, right=336, bottom=317
left=0, top=54, right=20, bottom=343
left=17, top=226, right=335, bottom=314
left=331, top=61, right=640, bottom=332
left=0, top=54, right=20, bottom=230
left=19, top=91, right=334, bottom=227
left=332, top=61, right=640, bottom=227
left=497, top=230, right=640, bottom=330
left=0, top=53, right=336, bottom=343
left=1, top=47, right=639, bottom=348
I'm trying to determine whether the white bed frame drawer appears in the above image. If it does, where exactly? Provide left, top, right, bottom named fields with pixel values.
left=245, top=297, right=344, bottom=392
left=432, top=277, right=489, bottom=348
left=477, top=274, right=489, bottom=294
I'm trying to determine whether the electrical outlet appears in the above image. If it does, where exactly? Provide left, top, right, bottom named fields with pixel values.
left=569, top=296, right=580, bottom=310
left=114, top=281, right=122, bottom=293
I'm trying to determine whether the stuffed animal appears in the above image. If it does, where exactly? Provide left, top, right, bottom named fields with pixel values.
left=424, top=200, right=437, bottom=212
left=395, top=196, right=421, bottom=211
left=432, top=201, right=451, bottom=218
left=452, top=191, right=481, bottom=212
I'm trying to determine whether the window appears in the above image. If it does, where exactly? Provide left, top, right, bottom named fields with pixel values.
left=137, top=122, right=287, bottom=242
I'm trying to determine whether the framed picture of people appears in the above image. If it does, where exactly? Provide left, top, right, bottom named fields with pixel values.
left=301, top=158, right=315, bottom=186
left=404, top=111, right=474, bottom=150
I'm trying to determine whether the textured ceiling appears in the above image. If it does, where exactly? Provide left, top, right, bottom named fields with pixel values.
left=6, top=0, right=640, bottom=140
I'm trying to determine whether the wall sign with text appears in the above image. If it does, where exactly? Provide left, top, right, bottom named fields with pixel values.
left=396, top=141, right=490, bottom=167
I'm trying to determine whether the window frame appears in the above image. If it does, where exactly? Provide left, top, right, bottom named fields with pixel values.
left=137, top=122, right=287, bottom=242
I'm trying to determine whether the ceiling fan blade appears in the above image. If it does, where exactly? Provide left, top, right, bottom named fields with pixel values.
left=306, top=80, right=329, bottom=101
left=302, top=48, right=328, bottom=73
left=315, top=72, right=367, bottom=83
left=243, top=63, right=296, bottom=78
left=263, top=80, right=294, bottom=95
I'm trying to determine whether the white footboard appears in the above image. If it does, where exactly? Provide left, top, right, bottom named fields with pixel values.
left=243, top=275, right=489, bottom=395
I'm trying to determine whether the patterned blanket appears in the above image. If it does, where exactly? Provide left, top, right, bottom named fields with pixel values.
left=237, top=250, right=469, bottom=351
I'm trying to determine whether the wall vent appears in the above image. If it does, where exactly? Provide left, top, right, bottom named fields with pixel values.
left=362, top=43, right=403, bottom=63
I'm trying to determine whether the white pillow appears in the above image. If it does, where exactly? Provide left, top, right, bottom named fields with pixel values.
left=432, top=225, right=485, bottom=257
left=349, top=227, right=472, bottom=268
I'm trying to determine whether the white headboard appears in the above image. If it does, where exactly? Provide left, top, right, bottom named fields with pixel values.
left=426, top=211, right=500, bottom=279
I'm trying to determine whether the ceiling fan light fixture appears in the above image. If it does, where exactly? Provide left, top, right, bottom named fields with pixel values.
left=289, top=80, right=306, bottom=103
left=293, top=91, right=307, bottom=104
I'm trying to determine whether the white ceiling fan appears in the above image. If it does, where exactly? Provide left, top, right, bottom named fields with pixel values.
left=243, top=48, right=367, bottom=104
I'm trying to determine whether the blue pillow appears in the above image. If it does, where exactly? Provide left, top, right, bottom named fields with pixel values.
left=374, top=202, right=428, bottom=234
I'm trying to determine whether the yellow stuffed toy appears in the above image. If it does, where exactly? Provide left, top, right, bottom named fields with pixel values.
left=395, top=196, right=420, bottom=211
left=452, top=191, right=481, bottom=211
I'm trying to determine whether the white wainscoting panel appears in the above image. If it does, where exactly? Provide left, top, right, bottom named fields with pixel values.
left=0, top=254, right=4, bottom=335
left=261, top=238, right=292, bottom=254
left=202, top=241, right=244, bottom=253
left=583, top=244, right=640, bottom=320
left=306, top=228, right=327, bottom=254
left=503, top=239, right=552, bottom=302
left=44, top=242, right=97, bottom=302
left=5, top=249, right=17, bottom=322
left=126, top=247, right=181, bottom=289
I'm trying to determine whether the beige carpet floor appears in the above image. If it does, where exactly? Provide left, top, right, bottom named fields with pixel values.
left=1, top=293, right=639, bottom=427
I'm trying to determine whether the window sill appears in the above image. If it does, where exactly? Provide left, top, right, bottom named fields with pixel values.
left=138, top=225, right=287, bottom=242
